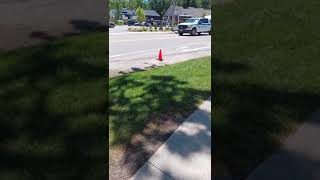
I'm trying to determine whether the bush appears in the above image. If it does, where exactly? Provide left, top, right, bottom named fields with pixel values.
left=154, top=24, right=158, bottom=31
left=159, top=23, right=163, bottom=31
left=116, top=20, right=124, bottom=26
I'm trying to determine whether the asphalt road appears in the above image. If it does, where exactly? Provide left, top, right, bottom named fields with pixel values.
left=0, top=0, right=106, bottom=50
left=109, top=31, right=211, bottom=77
left=109, top=25, right=129, bottom=33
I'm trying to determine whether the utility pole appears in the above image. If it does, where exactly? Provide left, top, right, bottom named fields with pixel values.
left=171, top=0, right=176, bottom=31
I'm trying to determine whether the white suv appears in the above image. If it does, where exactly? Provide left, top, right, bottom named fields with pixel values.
left=178, top=18, right=211, bottom=36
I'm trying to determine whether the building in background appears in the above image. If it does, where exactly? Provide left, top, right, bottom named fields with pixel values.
left=110, top=8, right=160, bottom=21
left=163, top=5, right=211, bottom=25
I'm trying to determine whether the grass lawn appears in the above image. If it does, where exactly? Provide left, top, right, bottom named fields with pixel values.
left=214, top=0, right=320, bottom=179
left=109, top=56, right=211, bottom=147
left=0, top=32, right=107, bottom=179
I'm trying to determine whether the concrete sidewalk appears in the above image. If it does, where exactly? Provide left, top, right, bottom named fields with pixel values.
left=246, top=110, right=320, bottom=180
left=130, top=98, right=211, bottom=180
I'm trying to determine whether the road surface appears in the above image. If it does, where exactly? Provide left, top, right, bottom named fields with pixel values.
left=109, top=25, right=129, bottom=33
left=0, top=0, right=105, bottom=50
left=109, top=31, right=211, bottom=77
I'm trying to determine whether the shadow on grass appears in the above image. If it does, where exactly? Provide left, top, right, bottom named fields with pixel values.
left=29, top=19, right=105, bottom=42
left=131, top=106, right=211, bottom=180
left=109, top=74, right=211, bottom=178
left=0, top=35, right=107, bottom=180
left=213, top=58, right=320, bottom=179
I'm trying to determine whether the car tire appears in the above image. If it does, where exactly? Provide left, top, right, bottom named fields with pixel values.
left=179, top=32, right=183, bottom=36
left=190, top=28, right=196, bottom=36
left=110, top=24, right=115, bottom=28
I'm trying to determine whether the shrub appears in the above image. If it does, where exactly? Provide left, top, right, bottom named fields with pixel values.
left=159, top=23, right=163, bottom=31
left=136, top=7, right=146, bottom=23
left=154, top=24, right=158, bottom=31
left=116, top=20, right=124, bottom=26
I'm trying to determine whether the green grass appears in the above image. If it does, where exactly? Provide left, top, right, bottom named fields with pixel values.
left=214, top=0, right=320, bottom=179
left=109, top=57, right=211, bottom=147
left=0, top=32, right=107, bottom=179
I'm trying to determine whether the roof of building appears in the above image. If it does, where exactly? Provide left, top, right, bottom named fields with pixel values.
left=164, top=5, right=211, bottom=17
left=144, top=9, right=160, bottom=17
left=110, top=9, right=160, bottom=17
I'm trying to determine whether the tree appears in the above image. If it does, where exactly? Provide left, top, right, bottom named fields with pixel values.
left=201, top=0, right=210, bottom=9
left=190, top=0, right=201, bottom=8
left=148, top=0, right=171, bottom=17
left=136, top=6, right=146, bottom=23
left=135, top=0, right=149, bottom=9
left=128, top=0, right=137, bottom=9
left=114, top=0, right=123, bottom=20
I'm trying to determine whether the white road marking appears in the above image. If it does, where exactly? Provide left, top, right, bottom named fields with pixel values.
left=110, top=48, right=161, bottom=58
left=110, top=41, right=211, bottom=58
left=110, top=36, right=180, bottom=43
left=176, top=46, right=189, bottom=50
left=109, top=32, right=176, bottom=35
left=180, top=46, right=211, bottom=52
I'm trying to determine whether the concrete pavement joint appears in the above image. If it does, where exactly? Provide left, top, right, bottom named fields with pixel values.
left=146, top=162, right=175, bottom=180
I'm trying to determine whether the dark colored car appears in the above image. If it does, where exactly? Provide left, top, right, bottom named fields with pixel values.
left=127, top=20, right=137, bottom=26
left=134, top=22, right=150, bottom=27
left=108, top=22, right=116, bottom=28
left=153, top=20, right=163, bottom=27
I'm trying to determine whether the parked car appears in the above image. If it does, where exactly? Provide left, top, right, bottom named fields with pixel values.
left=109, top=22, right=116, bottom=28
left=153, top=20, right=163, bottom=27
left=134, top=22, right=150, bottom=27
left=177, top=17, right=211, bottom=36
left=127, top=20, right=137, bottom=26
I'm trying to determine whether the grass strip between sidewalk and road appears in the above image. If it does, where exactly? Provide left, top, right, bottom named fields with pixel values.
left=109, top=56, right=211, bottom=147
left=213, top=0, right=320, bottom=179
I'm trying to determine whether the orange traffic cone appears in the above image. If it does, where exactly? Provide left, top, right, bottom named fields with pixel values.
left=158, top=49, right=163, bottom=61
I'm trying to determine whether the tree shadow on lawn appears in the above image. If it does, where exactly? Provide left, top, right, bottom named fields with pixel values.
left=212, top=58, right=320, bottom=180
left=109, top=75, right=211, bottom=179
left=130, top=106, right=211, bottom=180
left=29, top=19, right=105, bottom=43
left=0, top=40, right=107, bottom=179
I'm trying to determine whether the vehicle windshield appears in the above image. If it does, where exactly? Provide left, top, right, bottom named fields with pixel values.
left=184, top=19, right=199, bottom=23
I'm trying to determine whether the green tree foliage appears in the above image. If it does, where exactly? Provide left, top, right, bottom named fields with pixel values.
left=114, top=0, right=123, bottom=20
left=180, top=0, right=201, bottom=8
left=135, top=0, right=149, bottom=9
left=128, top=0, right=137, bottom=9
left=148, top=0, right=171, bottom=17
left=136, top=6, right=146, bottom=23
left=201, top=0, right=210, bottom=9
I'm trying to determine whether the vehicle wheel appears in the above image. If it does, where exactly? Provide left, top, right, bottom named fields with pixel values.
left=190, top=28, right=196, bottom=36
left=179, top=32, right=183, bottom=36
left=110, top=24, right=115, bottom=28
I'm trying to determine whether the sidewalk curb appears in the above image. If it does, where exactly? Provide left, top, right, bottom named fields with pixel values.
left=130, top=97, right=211, bottom=180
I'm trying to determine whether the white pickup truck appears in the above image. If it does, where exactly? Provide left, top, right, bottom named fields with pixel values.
left=177, top=17, right=211, bottom=36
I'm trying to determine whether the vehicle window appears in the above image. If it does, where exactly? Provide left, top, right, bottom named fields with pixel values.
left=185, top=19, right=198, bottom=23
left=199, top=19, right=208, bottom=24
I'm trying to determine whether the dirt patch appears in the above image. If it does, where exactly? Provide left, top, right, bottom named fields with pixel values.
left=109, top=113, right=186, bottom=180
